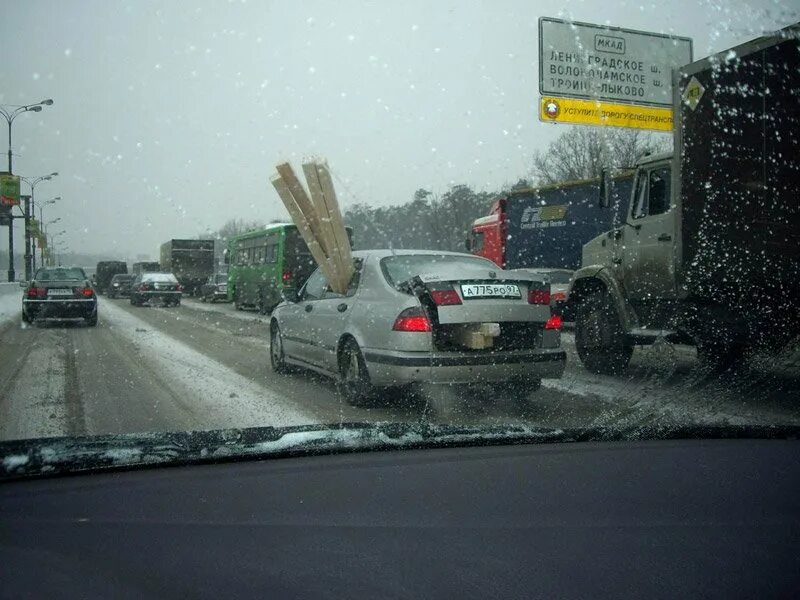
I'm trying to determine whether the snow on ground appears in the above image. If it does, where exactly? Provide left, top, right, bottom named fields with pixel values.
left=0, top=284, right=21, bottom=325
left=0, top=335, right=70, bottom=441
left=101, top=300, right=313, bottom=428
left=181, top=298, right=270, bottom=324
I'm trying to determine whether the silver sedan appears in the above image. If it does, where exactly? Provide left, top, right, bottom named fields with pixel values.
left=269, top=249, right=566, bottom=406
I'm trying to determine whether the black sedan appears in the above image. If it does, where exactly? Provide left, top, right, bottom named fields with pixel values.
left=21, top=267, right=98, bottom=326
left=199, top=273, right=229, bottom=303
left=130, top=273, right=182, bottom=307
left=107, top=273, right=135, bottom=298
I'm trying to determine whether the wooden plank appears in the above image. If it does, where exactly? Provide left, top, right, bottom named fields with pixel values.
left=302, top=162, right=340, bottom=289
left=314, top=162, right=354, bottom=291
left=275, top=163, right=327, bottom=256
left=270, top=173, right=336, bottom=285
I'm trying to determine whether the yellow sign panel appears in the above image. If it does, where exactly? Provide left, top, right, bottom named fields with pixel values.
left=539, top=96, right=673, bottom=131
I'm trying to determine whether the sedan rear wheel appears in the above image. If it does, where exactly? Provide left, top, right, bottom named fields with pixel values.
left=86, top=312, right=98, bottom=327
left=337, top=339, right=374, bottom=407
left=270, top=324, right=289, bottom=374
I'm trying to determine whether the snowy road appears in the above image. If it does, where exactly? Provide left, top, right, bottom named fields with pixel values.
left=1, top=286, right=799, bottom=442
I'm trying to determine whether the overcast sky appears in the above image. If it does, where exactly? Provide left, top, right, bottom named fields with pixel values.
left=3, top=0, right=798, bottom=259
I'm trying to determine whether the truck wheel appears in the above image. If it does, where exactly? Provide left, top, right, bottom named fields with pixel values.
left=575, top=290, right=633, bottom=375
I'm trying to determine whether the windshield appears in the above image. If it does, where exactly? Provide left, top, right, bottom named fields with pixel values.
left=34, top=268, right=86, bottom=281
left=1, top=2, right=799, bottom=479
left=142, top=273, right=179, bottom=283
left=381, top=254, right=498, bottom=286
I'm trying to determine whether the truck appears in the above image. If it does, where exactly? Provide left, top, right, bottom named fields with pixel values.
left=467, top=175, right=633, bottom=271
left=93, top=260, right=128, bottom=295
left=564, top=24, right=800, bottom=373
left=159, top=239, right=215, bottom=296
left=131, top=261, right=161, bottom=276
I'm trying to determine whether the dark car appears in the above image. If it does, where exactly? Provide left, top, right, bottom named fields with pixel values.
left=107, top=274, right=135, bottom=298
left=130, top=272, right=182, bottom=307
left=199, top=273, right=229, bottom=303
left=21, top=266, right=98, bottom=326
left=94, top=261, right=128, bottom=295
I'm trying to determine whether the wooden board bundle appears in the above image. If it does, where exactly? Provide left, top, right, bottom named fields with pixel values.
left=270, top=160, right=354, bottom=294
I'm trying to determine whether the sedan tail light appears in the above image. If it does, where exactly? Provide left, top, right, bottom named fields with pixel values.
left=27, top=287, right=46, bottom=298
left=74, top=287, right=94, bottom=298
left=176, top=285, right=184, bottom=293
left=528, top=288, right=551, bottom=305
left=392, top=307, right=432, bottom=332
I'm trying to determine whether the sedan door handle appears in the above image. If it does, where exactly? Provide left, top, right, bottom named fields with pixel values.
left=657, top=234, right=672, bottom=242
left=305, top=304, right=313, bottom=313
left=337, top=303, right=348, bottom=313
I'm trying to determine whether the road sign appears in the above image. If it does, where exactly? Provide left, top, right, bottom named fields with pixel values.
left=0, top=173, right=21, bottom=207
left=539, top=17, right=692, bottom=107
left=539, top=96, right=674, bottom=131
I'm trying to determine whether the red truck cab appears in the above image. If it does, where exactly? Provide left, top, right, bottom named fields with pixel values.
left=467, top=198, right=506, bottom=268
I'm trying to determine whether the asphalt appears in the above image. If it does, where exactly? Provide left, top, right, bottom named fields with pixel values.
left=1, top=287, right=799, bottom=442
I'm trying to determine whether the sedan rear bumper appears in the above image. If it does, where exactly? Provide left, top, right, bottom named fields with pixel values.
left=363, top=347, right=566, bottom=386
left=23, top=298, right=97, bottom=320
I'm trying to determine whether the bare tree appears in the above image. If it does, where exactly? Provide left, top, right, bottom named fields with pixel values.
left=532, top=127, right=671, bottom=185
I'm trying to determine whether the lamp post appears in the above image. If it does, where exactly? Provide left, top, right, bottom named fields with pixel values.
left=38, top=198, right=61, bottom=265
left=20, top=173, right=58, bottom=277
left=50, top=230, right=66, bottom=267
left=1, top=99, right=53, bottom=281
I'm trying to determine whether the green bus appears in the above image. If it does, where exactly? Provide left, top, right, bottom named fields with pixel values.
left=226, top=223, right=353, bottom=314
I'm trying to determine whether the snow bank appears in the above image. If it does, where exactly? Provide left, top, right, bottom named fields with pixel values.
left=0, top=284, right=21, bottom=325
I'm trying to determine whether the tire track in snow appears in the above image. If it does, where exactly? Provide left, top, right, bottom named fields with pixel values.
left=101, top=299, right=315, bottom=429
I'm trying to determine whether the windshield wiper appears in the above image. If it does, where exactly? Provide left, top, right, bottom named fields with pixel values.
left=2, top=422, right=798, bottom=481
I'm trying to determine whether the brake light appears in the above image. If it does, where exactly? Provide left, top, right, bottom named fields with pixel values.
left=75, top=287, right=94, bottom=298
left=282, top=270, right=292, bottom=284
left=430, top=289, right=462, bottom=306
left=528, top=289, right=551, bottom=305
left=27, top=287, right=46, bottom=298
left=544, top=315, right=563, bottom=330
left=177, top=285, right=184, bottom=293
left=551, top=291, right=566, bottom=303
left=392, top=308, right=432, bottom=332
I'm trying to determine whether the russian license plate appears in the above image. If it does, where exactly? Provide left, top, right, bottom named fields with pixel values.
left=48, top=289, right=73, bottom=297
left=460, top=283, right=521, bottom=299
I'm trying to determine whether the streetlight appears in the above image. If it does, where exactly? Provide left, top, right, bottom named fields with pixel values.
left=1, top=99, right=53, bottom=281
left=36, top=197, right=62, bottom=266
left=0, top=99, right=53, bottom=173
left=20, top=172, right=58, bottom=276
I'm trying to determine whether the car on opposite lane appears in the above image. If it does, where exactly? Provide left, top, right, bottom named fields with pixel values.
left=107, top=274, right=135, bottom=299
left=199, top=273, right=230, bottom=303
left=269, top=250, right=566, bottom=406
left=129, top=272, right=183, bottom=307
left=21, top=266, right=98, bottom=326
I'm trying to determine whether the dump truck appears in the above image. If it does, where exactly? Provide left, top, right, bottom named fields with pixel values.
left=565, top=24, right=800, bottom=372
left=159, top=239, right=215, bottom=296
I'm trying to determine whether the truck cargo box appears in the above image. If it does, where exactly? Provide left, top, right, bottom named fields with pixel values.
left=679, top=26, right=800, bottom=312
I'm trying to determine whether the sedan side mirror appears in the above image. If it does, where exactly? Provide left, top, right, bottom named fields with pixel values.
left=281, top=288, right=299, bottom=303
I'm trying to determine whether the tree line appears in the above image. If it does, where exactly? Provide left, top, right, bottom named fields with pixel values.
left=208, top=127, right=670, bottom=253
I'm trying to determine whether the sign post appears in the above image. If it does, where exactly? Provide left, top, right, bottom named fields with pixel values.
left=538, top=17, right=692, bottom=130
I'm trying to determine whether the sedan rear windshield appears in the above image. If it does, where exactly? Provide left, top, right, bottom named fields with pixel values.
left=142, top=273, right=179, bottom=283
left=381, top=254, right=496, bottom=286
left=35, top=268, right=86, bottom=281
